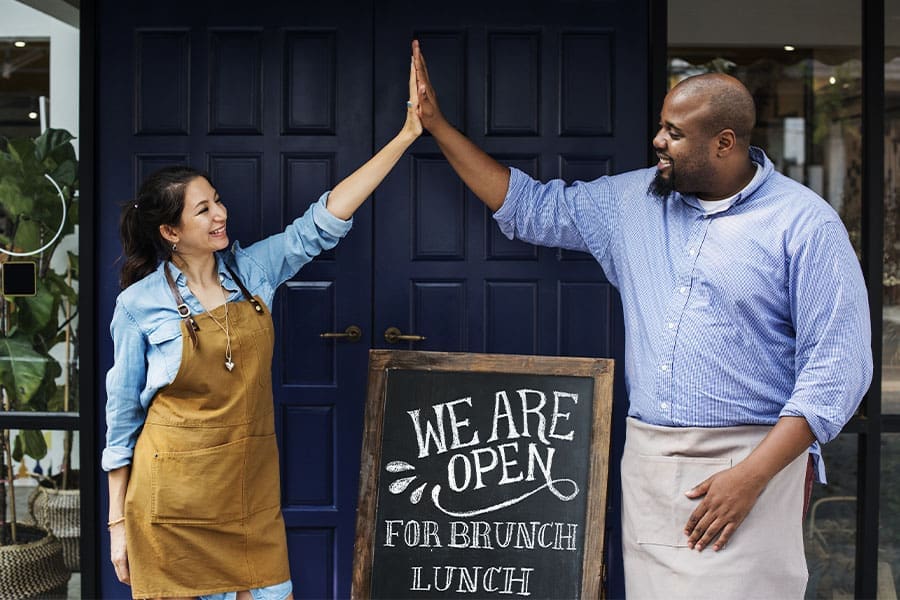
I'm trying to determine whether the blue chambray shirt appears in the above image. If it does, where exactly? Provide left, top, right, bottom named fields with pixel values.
left=103, top=193, right=352, bottom=471
left=494, top=147, right=873, bottom=482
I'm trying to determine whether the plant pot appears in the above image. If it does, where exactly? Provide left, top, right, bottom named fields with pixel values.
left=0, top=523, right=70, bottom=600
left=28, top=471, right=80, bottom=572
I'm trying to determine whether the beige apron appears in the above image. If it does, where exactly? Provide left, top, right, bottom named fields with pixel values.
left=125, top=269, right=290, bottom=598
left=622, top=417, right=808, bottom=600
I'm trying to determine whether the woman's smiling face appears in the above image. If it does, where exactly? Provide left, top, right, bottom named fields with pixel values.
left=167, top=176, right=229, bottom=256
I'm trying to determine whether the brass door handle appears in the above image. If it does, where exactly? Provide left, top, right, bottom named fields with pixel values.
left=384, top=327, right=426, bottom=344
left=320, top=325, right=362, bottom=343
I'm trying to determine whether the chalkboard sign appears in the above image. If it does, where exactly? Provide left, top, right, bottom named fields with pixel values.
left=352, top=350, right=614, bottom=599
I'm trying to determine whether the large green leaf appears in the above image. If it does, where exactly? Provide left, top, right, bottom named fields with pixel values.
left=31, top=184, right=65, bottom=226
left=47, top=384, right=73, bottom=412
left=12, top=432, right=24, bottom=462
left=49, top=159, right=77, bottom=189
left=6, top=138, right=36, bottom=168
left=11, top=218, right=41, bottom=255
left=45, top=270, right=78, bottom=304
left=12, top=430, right=47, bottom=462
left=34, top=129, right=74, bottom=164
left=27, top=370, right=58, bottom=412
left=0, top=177, right=31, bottom=216
left=15, top=285, right=57, bottom=333
left=0, top=333, right=48, bottom=406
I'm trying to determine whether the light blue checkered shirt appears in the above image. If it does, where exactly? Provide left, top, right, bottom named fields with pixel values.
left=494, top=147, right=872, bottom=480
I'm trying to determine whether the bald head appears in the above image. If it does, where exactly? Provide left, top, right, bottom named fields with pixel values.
left=670, top=73, right=756, bottom=145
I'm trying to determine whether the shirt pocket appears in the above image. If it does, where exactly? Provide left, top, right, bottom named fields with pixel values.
left=150, top=438, right=246, bottom=524
left=631, top=454, right=732, bottom=547
left=147, top=320, right=184, bottom=381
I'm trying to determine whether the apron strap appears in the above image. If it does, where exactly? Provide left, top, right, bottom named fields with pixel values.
left=164, top=262, right=200, bottom=348
left=223, top=262, right=264, bottom=316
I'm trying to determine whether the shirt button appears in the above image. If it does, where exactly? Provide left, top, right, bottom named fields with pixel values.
left=660, top=364, right=669, bottom=372
left=660, top=402, right=669, bottom=409
left=688, top=248, right=696, bottom=256
left=680, top=286, right=688, bottom=294
left=667, top=322, right=675, bottom=330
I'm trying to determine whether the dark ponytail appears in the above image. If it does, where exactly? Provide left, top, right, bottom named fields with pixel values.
left=119, top=166, right=208, bottom=289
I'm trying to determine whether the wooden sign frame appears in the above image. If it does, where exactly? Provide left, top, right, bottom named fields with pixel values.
left=351, top=350, right=614, bottom=599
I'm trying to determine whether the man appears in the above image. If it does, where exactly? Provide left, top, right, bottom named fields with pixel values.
left=411, top=40, right=872, bottom=598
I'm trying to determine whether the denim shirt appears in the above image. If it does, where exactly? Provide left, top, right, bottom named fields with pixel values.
left=494, top=147, right=873, bottom=482
left=103, top=192, right=352, bottom=471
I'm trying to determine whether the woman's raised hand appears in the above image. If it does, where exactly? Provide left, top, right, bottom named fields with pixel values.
left=321, top=50, right=424, bottom=220
left=402, top=55, right=423, bottom=140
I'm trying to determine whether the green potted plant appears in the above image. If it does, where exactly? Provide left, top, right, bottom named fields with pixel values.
left=0, top=128, right=78, bottom=596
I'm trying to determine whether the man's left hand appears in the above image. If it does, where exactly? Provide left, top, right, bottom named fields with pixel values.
left=683, top=463, right=767, bottom=552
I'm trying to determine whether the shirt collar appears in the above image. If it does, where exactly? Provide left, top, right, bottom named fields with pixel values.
left=678, top=146, right=773, bottom=213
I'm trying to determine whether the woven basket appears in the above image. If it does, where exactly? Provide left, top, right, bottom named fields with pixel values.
left=0, top=523, right=70, bottom=600
left=29, top=482, right=80, bottom=572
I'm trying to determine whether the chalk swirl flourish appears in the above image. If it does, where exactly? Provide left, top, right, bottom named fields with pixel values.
left=384, top=460, right=579, bottom=517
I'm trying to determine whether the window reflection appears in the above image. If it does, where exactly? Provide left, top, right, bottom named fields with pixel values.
left=1, top=429, right=80, bottom=596
left=667, top=47, right=863, bottom=257
left=885, top=50, right=900, bottom=415
left=881, top=435, right=900, bottom=598
left=803, top=434, right=858, bottom=599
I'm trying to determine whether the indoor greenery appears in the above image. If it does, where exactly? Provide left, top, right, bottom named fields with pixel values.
left=0, top=128, right=79, bottom=540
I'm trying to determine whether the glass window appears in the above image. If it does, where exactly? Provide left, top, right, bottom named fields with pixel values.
left=881, top=434, right=900, bottom=598
left=0, top=39, right=49, bottom=139
left=1, top=429, right=80, bottom=595
left=668, top=4, right=870, bottom=597
left=1, top=3, right=80, bottom=597
left=885, top=1, right=900, bottom=415
left=804, top=434, right=859, bottom=598
left=668, top=35, right=863, bottom=261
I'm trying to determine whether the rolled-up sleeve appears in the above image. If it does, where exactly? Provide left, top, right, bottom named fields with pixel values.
left=493, top=167, right=616, bottom=257
left=242, top=191, right=353, bottom=287
left=102, top=301, right=149, bottom=471
left=780, top=221, right=873, bottom=444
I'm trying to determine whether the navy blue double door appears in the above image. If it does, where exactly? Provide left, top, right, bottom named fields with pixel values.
left=94, top=1, right=648, bottom=597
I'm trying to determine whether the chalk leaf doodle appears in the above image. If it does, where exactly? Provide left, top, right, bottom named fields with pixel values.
left=386, top=461, right=428, bottom=504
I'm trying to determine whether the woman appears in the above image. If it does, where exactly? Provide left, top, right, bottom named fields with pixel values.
left=103, top=61, right=421, bottom=600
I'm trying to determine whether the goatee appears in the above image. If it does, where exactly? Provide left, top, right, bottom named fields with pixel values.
left=648, top=169, right=675, bottom=198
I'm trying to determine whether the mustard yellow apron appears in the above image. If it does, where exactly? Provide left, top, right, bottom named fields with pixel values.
left=124, top=270, right=290, bottom=598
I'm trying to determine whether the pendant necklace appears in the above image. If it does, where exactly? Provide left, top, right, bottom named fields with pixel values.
left=205, top=285, right=234, bottom=371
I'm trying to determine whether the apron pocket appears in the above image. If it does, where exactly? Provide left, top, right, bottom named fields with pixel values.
left=150, top=438, right=246, bottom=524
left=244, top=433, right=282, bottom=516
left=630, top=453, right=731, bottom=547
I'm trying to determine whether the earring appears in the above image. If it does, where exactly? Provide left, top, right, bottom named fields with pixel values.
left=172, top=243, right=177, bottom=252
